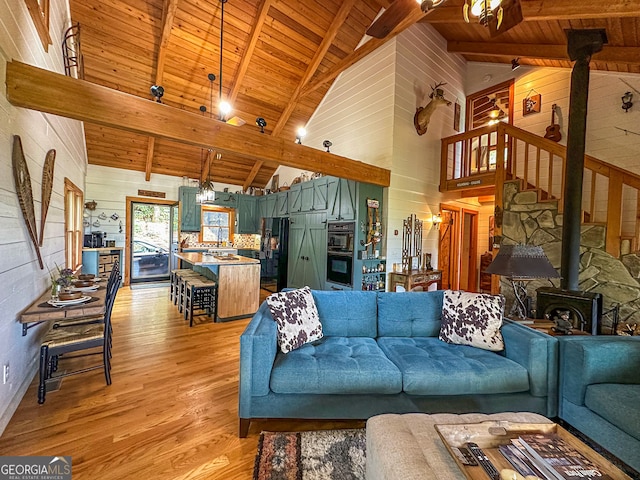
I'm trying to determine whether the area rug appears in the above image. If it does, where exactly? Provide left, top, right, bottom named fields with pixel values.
left=253, top=429, right=366, bottom=480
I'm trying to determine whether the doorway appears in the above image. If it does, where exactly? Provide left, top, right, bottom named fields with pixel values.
left=125, top=197, right=175, bottom=285
left=438, top=205, right=479, bottom=292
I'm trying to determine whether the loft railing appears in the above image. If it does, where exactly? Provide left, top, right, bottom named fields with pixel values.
left=440, top=123, right=640, bottom=257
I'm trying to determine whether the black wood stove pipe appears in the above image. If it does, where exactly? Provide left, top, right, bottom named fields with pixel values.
left=561, top=29, right=608, bottom=292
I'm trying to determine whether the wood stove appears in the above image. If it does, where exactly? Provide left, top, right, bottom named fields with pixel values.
left=536, top=287, right=603, bottom=335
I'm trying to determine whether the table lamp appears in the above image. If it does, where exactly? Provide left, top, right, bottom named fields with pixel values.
left=484, top=244, right=560, bottom=319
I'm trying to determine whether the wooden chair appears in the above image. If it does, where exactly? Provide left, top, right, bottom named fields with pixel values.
left=37, top=268, right=120, bottom=404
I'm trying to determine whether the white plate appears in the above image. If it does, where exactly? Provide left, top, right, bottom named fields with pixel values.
left=69, top=285, right=99, bottom=292
left=47, top=296, right=92, bottom=307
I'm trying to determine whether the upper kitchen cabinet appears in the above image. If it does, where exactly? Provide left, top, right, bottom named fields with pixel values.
left=275, top=191, right=289, bottom=217
left=179, top=186, right=201, bottom=232
left=288, top=177, right=328, bottom=213
left=327, top=177, right=356, bottom=221
left=214, top=191, right=238, bottom=208
left=236, top=195, right=259, bottom=234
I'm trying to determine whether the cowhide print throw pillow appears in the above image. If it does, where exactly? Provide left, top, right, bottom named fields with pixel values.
left=266, top=286, right=323, bottom=354
left=439, top=290, right=505, bottom=351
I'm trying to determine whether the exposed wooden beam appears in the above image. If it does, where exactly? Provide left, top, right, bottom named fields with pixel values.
left=228, top=0, right=272, bottom=104
left=447, top=42, right=640, bottom=65
left=425, top=1, right=640, bottom=23
left=243, top=161, right=263, bottom=192
left=145, top=0, right=178, bottom=182
left=144, top=137, right=155, bottom=181
left=155, top=0, right=178, bottom=86
left=6, top=61, right=390, bottom=187
left=301, top=6, right=426, bottom=98
left=272, top=0, right=357, bottom=137
left=201, top=150, right=214, bottom=184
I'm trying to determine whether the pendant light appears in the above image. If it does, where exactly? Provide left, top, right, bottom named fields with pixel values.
left=196, top=75, right=217, bottom=205
left=218, top=0, right=231, bottom=121
left=463, top=0, right=503, bottom=28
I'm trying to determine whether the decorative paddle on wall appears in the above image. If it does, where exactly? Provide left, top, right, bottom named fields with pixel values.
left=544, top=104, right=561, bottom=142
left=39, top=149, right=56, bottom=246
left=12, top=135, right=44, bottom=269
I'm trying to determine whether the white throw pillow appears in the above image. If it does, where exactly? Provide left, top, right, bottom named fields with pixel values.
left=439, top=290, right=505, bottom=351
left=266, top=286, right=323, bottom=353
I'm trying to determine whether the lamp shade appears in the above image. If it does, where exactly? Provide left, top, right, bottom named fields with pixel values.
left=484, top=244, right=559, bottom=279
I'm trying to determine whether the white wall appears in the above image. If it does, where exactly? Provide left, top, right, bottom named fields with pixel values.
left=302, top=23, right=466, bottom=276
left=0, top=0, right=87, bottom=434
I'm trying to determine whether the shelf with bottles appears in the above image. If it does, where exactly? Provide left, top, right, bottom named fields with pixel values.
left=362, top=276, right=386, bottom=291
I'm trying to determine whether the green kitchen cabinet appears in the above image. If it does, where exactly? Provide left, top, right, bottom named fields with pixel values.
left=287, top=212, right=327, bottom=290
left=275, top=191, right=289, bottom=216
left=214, top=191, right=238, bottom=208
left=179, top=186, right=201, bottom=232
left=257, top=195, right=267, bottom=220
left=236, top=195, right=259, bottom=234
left=327, top=177, right=356, bottom=221
left=288, top=184, right=302, bottom=213
left=299, top=177, right=328, bottom=212
left=264, top=194, right=277, bottom=218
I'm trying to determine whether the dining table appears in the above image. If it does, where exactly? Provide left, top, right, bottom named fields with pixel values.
left=20, top=283, right=108, bottom=336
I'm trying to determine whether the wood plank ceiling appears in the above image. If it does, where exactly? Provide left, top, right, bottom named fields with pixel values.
left=68, top=0, right=640, bottom=189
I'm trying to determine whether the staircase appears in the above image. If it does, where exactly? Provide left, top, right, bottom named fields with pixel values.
left=440, top=123, right=640, bottom=258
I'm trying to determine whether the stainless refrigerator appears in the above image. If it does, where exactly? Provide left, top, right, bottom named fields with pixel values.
left=260, top=217, right=289, bottom=292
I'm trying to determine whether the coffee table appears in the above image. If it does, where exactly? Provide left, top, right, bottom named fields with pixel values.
left=365, top=413, right=631, bottom=480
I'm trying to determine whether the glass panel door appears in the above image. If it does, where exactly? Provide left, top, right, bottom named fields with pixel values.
left=130, top=202, right=171, bottom=283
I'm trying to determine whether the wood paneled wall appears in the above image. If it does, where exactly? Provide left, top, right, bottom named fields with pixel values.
left=0, top=0, right=87, bottom=434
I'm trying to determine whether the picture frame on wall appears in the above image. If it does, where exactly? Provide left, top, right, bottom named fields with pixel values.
left=523, top=94, right=542, bottom=116
left=270, top=174, right=279, bottom=192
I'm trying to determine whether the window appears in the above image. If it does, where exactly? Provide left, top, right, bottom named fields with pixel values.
left=199, top=206, right=234, bottom=244
left=24, top=0, right=51, bottom=51
left=64, top=179, right=83, bottom=269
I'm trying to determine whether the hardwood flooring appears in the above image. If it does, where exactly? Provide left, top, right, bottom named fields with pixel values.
left=0, top=286, right=363, bottom=479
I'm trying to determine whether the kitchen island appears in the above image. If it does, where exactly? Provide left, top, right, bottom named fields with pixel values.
left=174, top=252, right=260, bottom=322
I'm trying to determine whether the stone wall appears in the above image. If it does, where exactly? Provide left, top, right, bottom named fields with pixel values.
left=501, top=180, right=640, bottom=334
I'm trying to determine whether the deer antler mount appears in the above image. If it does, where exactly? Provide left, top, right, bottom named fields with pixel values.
left=414, top=82, right=451, bottom=136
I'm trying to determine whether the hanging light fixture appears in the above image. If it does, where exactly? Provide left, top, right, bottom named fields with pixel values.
left=217, top=0, right=232, bottom=121
left=463, top=0, right=503, bottom=28
left=196, top=151, right=217, bottom=205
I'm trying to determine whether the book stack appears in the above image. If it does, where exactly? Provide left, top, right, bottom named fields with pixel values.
left=500, top=433, right=613, bottom=480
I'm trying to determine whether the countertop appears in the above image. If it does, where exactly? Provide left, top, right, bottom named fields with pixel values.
left=82, top=247, right=124, bottom=251
left=174, top=252, right=259, bottom=266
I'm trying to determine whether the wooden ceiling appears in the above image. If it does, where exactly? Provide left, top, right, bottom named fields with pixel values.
left=68, top=0, right=640, bottom=189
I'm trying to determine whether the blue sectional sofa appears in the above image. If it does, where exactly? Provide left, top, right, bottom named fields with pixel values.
left=238, top=290, right=559, bottom=437
left=558, top=336, right=640, bottom=473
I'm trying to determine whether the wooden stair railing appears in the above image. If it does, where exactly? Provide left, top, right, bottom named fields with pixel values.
left=441, top=123, right=640, bottom=258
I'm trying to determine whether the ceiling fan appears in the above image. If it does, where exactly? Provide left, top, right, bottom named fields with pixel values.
left=366, top=0, right=523, bottom=40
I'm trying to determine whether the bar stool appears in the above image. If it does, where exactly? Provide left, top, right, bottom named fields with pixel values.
left=183, top=278, right=218, bottom=326
left=170, top=269, right=197, bottom=304
left=175, top=271, right=202, bottom=309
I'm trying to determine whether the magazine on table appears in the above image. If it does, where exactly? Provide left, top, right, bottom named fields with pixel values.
left=516, top=433, right=614, bottom=480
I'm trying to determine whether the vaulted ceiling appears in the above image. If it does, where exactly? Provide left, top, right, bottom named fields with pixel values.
left=67, top=0, right=640, bottom=189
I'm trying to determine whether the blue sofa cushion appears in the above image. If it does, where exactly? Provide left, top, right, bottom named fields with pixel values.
left=270, top=337, right=402, bottom=394
left=584, top=383, right=640, bottom=441
left=312, top=290, right=378, bottom=337
left=378, top=337, right=530, bottom=395
left=377, top=291, right=444, bottom=337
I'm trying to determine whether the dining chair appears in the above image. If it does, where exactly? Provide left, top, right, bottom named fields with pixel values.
left=37, top=268, right=120, bottom=404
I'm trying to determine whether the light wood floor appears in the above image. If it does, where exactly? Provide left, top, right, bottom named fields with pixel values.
left=0, top=286, right=363, bottom=479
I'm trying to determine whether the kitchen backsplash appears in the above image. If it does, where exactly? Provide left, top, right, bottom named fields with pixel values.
left=180, top=233, right=260, bottom=249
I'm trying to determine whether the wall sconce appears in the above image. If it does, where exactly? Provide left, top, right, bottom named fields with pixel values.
left=419, top=0, right=446, bottom=13
left=323, top=140, right=332, bottom=152
left=256, top=117, right=267, bottom=133
left=622, top=92, right=633, bottom=112
left=296, top=127, right=307, bottom=144
left=432, top=213, right=443, bottom=228
left=511, top=58, right=520, bottom=70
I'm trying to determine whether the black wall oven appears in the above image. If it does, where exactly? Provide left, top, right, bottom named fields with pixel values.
left=327, top=222, right=354, bottom=286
